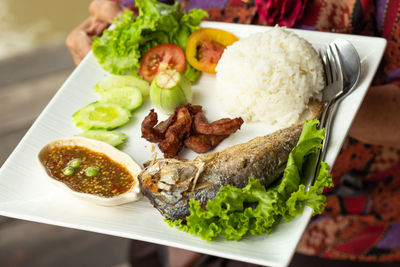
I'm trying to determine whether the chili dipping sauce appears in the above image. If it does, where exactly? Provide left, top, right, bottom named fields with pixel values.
left=40, top=145, right=135, bottom=197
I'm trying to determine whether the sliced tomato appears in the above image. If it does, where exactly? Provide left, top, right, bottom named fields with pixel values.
left=186, top=28, right=239, bottom=74
left=139, top=44, right=186, bottom=82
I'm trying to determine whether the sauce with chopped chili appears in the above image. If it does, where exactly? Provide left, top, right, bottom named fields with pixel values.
left=40, top=145, right=134, bottom=197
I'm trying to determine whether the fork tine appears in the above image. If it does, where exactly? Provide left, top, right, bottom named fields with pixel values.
left=323, top=46, right=333, bottom=85
left=329, top=44, right=343, bottom=85
left=326, top=45, right=338, bottom=83
left=331, top=43, right=349, bottom=85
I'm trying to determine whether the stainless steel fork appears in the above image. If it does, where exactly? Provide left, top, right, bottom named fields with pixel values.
left=313, top=39, right=361, bottom=181
left=309, top=39, right=361, bottom=185
left=317, top=43, right=344, bottom=160
left=312, top=43, right=344, bottom=180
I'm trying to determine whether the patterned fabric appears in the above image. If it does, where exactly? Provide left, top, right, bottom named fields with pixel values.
left=293, top=1, right=400, bottom=262
left=297, top=139, right=400, bottom=261
left=183, top=0, right=258, bottom=24
left=120, top=0, right=400, bottom=263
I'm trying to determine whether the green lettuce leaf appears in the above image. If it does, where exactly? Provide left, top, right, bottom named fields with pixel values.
left=167, top=119, right=334, bottom=241
left=277, top=119, right=325, bottom=198
left=283, top=161, right=333, bottom=221
left=92, top=0, right=208, bottom=81
left=183, top=63, right=201, bottom=83
left=92, top=11, right=142, bottom=75
left=168, top=178, right=281, bottom=241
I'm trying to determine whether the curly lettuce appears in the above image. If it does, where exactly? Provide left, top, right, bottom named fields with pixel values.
left=167, top=120, right=334, bottom=241
left=92, top=0, right=208, bottom=82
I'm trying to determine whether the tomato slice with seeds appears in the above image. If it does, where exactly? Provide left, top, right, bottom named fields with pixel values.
left=186, top=28, right=239, bottom=74
left=197, top=40, right=226, bottom=65
left=139, top=44, right=186, bottom=82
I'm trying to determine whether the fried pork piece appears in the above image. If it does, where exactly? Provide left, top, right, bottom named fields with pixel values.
left=159, top=106, right=193, bottom=158
left=141, top=109, right=164, bottom=143
left=186, top=104, right=203, bottom=115
left=154, top=111, right=177, bottom=135
left=184, top=134, right=229, bottom=153
left=141, top=104, right=243, bottom=158
left=194, top=111, right=244, bottom=135
left=142, top=104, right=202, bottom=143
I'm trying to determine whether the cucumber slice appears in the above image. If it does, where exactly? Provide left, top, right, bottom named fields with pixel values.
left=94, top=75, right=150, bottom=97
left=73, top=102, right=131, bottom=130
left=98, top=86, right=143, bottom=111
left=77, top=130, right=126, bottom=147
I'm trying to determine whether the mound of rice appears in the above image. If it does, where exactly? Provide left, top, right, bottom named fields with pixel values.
left=215, top=27, right=324, bottom=128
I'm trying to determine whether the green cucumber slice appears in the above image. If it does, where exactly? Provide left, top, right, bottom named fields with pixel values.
left=98, top=86, right=143, bottom=111
left=94, top=75, right=150, bottom=97
left=73, top=102, right=131, bottom=130
left=77, top=130, right=126, bottom=147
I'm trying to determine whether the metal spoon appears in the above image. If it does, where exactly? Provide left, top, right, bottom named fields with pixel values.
left=314, top=39, right=361, bottom=178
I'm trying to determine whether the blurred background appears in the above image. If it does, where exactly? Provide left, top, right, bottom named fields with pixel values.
left=0, top=1, right=131, bottom=266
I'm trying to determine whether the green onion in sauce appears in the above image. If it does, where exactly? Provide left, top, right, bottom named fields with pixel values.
left=63, top=166, right=74, bottom=176
left=85, top=166, right=99, bottom=177
left=69, top=158, right=82, bottom=168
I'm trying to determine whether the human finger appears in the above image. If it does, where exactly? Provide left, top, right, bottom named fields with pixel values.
left=89, top=0, right=124, bottom=23
left=86, top=17, right=110, bottom=36
left=66, top=18, right=93, bottom=65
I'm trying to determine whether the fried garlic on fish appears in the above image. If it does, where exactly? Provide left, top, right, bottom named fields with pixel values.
left=138, top=124, right=303, bottom=221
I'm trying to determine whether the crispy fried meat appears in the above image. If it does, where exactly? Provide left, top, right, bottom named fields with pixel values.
left=194, top=111, right=244, bottom=135
left=154, top=110, right=177, bottom=135
left=141, top=109, right=164, bottom=143
left=141, top=104, right=243, bottom=158
left=159, top=106, right=193, bottom=158
left=184, top=134, right=229, bottom=153
left=186, top=104, right=202, bottom=115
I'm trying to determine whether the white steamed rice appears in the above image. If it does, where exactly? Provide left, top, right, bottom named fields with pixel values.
left=215, top=26, right=324, bottom=128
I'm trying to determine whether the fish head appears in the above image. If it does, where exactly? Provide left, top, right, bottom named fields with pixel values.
left=138, top=159, right=199, bottom=204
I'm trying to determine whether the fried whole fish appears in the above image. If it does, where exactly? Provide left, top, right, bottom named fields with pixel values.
left=138, top=124, right=303, bottom=221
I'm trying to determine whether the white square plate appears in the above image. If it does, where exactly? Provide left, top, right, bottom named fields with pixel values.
left=0, top=22, right=386, bottom=266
